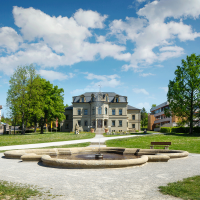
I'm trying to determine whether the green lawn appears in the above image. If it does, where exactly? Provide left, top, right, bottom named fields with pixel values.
left=103, top=131, right=154, bottom=137
left=105, top=133, right=200, bottom=153
left=159, top=175, right=200, bottom=200
left=0, top=132, right=95, bottom=147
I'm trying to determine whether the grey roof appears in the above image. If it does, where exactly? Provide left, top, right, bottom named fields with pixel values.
left=65, top=105, right=73, bottom=110
left=127, top=105, right=140, bottom=110
left=73, top=92, right=127, bottom=103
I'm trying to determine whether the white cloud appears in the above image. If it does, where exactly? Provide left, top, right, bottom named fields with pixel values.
left=38, top=69, right=74, bottom=81
left=137, top=0, right=200, bottom=23
left=0, top=27, right=22, bottom=52
left=109, top=0, right=200, bottom=72
left=139, top=73, right=155, bottom=77
left=159, top=87, right=168, bottom=93
left=85, top=73, right=121, bottom=88
left=136, top=102, right=151, bottom=112
left=73, top=9, right=108, bottom=28
left=71, top=73, right=122, bottom=95
left=133, top=88, right=149, bottom=95
left=0, top=6, right=130, bottom=75
left=137, top=0, right=147, bottom=3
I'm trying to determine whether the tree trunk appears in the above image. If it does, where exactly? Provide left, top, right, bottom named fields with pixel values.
left=40, top=117, right=44, bottom=134
left=189, top=91, right=193, bottom=135
left=14, top=117, right=16, bottom=135
left=21, top=112, right=25, bottom=135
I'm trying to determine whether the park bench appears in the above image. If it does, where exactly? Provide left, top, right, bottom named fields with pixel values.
left=150, top=142, right=171, bottom=149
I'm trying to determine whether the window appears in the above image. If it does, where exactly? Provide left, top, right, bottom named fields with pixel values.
left=84, top=109, right=88, bottom=115
left=98, top=107, right=102, bottom=114
left=65, top=123, right=69, bottom=129
left=132, top=115, right=135, bottom=120
left=119, top=109, right=122, bottom=115
left=84, top=121, right=88, bottom=126
left=92, top=107, right=95, bottom=115
left=66, top=115, right=68, bottom=120
left=132, top=124, right=135, bottom=128
left=78, top=120, right=81, bottom=126
left=92, top=96, right=95, bottom=102
left=81, top=97, right=84, bottom=102
left=105, top=107, right=107, bottom=115
left=112, top=109, right=115, bottom=115
left=119, top=120, right=122, bottom=127
left=127, top=122, right=128, bottom=127
left=78, top=109, right=81, bottom=115
left=112, top=120, right=115, bottom=127
left=116, top=97, right=119, bottom=102
left=106, top=96, right=108, bottom=101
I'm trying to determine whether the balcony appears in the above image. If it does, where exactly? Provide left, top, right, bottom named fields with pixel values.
left=154, top=117, right=171, bottom=124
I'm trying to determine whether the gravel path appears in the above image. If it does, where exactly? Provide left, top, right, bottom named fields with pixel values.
left=1, top=153, right=200, bottom=200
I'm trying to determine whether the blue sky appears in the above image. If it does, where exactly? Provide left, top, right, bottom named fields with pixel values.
left=1, top=0, right=200, bottom=116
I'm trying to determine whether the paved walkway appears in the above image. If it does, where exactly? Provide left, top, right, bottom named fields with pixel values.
left=0, top=133, right=150, bottom=151
left=1, top=153, right=200, bottom=199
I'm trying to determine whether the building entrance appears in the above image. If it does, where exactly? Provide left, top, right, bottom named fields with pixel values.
left=97, top=119, right=102, bottom=128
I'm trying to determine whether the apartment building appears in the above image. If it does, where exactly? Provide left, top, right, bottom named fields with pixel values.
left=148, top=101, right=178, bottom=131
left=61, top=92, right=141, bottom=132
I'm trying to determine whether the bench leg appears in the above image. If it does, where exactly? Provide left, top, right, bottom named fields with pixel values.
left=164, top=146, right=169, bottom=150
left=150, top=146, right=153, bottom=149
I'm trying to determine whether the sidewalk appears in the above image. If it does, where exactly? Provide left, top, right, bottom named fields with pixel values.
left=0, top=133, right=150, bottom=151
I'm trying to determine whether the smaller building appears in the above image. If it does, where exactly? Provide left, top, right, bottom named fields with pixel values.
left=148, top=101, right=178, bottom=131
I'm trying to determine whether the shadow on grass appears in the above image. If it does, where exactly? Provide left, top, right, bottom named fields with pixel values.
left=164, top=132, right=200, bottom=137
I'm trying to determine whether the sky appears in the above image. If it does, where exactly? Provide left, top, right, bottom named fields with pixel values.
left=0, top=0, right=200, bottom=116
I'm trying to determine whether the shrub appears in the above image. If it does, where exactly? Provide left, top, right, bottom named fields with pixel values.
left=160, top=127, right=171, bottom=133
left=171, top=127, right=190, bottom=133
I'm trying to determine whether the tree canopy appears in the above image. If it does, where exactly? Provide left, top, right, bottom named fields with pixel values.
left=6, top=65, right=65, bottom=134
left=167, top=54, right=200, bottom=134
left=141, top=107, right=148, bottom=128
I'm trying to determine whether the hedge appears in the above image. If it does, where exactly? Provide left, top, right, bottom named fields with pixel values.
left=160, top=127, right=171, bottom=133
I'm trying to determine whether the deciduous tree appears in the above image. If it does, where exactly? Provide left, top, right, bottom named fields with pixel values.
left=167, top=54, right=200, bottom=134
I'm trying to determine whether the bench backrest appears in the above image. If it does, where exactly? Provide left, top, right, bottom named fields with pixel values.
left=151, top=142, right=171, bottom=145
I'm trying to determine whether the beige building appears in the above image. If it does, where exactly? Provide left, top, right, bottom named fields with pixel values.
left=148, top=101, right=178, bottom=131
left=61, top=92, right=141, bottom=133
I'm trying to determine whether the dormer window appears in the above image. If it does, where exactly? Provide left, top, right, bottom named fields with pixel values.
left=116, top=97, right=119, bottom=102
left=106, top=96, right=108, bottom=101
left=81, top=97, right=84, bottom=102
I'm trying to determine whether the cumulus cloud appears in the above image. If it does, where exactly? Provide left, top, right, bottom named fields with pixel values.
left=73, top=9, right=108, bottom=28
left=0, top=6, right=130, bottom=75
left=132, top=88, right=149, bottom=95
left=109, top=0, right=200, bottom=72
left=71, top=73, right=122, bottom=95
left=0, top=27, right=22, bottom=53
left=38, top=69, right=74, bottom=81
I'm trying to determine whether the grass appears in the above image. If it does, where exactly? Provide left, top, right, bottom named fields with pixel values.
left=0, top=180, right=42, bottom=200
left=105, top=132, right=200, bottom=153
left=35, top=142, right=91, bottom=149
left=103, top=131, right=155, bottom=137
left=0, top=132, right=95, bottom=147
left=159, top=175, right=200, bottom=200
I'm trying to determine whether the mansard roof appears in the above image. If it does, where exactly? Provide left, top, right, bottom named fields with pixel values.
left=73, top=92, right=127, bottom=103
left=65, top=104, right=140, bottom=110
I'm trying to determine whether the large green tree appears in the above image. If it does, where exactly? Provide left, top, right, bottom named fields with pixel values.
left=6, top=65, right=37, bottom=134
left=167, top=54, right=200, bottom=134
left=141, top=107, right=148, bottom=128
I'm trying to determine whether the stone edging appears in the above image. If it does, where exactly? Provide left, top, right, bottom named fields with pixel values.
left=4, top=147, right=189, bottom=169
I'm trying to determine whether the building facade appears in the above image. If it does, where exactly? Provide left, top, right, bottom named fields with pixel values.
left=148, top=101, right=178, bottom=131
left=61, top=92, right=141, bottom=133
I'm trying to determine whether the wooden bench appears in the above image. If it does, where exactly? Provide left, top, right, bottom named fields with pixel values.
left=150, top=142, right=171, bottom=149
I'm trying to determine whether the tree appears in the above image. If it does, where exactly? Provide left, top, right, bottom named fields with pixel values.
left=141, top=107, right=148, bottom=128
left=167, top=54, right=200, bottom=134
left=6, top=65, right=37, bottom=134
left=151, top=104, right=156, bottom=108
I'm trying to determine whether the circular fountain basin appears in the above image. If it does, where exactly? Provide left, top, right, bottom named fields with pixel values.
left=4, top=147, right=189, bottom=169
